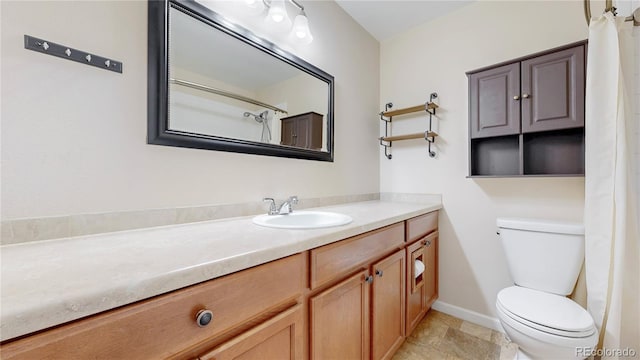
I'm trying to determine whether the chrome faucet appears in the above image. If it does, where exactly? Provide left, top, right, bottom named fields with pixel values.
left=263, top=196, right=299, bottom=215
left=278, top=195, right=298, bottom=215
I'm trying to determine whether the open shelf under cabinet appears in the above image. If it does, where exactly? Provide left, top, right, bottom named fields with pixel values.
left=469, top=128, right=585, bottom=177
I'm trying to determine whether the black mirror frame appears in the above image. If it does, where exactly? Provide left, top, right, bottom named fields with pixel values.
left=147, top=0, right=334, bottom=162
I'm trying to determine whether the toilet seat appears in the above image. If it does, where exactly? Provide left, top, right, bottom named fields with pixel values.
left=497, top=286, right=596, bottom=338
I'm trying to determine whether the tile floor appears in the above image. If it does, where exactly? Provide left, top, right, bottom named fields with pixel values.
left=392, top=310, right=518, bottom=360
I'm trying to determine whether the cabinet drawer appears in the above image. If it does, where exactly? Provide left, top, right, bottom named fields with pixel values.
left=1, top=254, right=305, bottom=360
left=310, top=223, right=404, bottom=289
left=406, top=211, right=438, bottom=244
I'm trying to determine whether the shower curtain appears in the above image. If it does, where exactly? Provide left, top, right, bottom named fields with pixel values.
left=584, top=11, right=640, bottom=357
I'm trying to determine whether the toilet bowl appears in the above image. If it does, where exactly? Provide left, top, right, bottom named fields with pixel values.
left=496, top=218, right=598, bottom=359
left=496, top=286, right=598, bottom=359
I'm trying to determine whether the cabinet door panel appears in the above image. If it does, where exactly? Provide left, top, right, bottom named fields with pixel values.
left=281, top=119, right=296, bottom=146
left=521, top=45, right=585, bottom=133
left=469, top=63, right=521, bottom=138
left=310, top=270, right=370, bottom=360
left=406, top=231, right=438, bottom=335
left=298, top=115, right=324, bottom=150
left=371, top=250, right=406, bottom=360
left=405, top=241, right=423, bottom=335
left=199, top=305, right=303, bottom=360
left=424, top=232, right=439, bottom=308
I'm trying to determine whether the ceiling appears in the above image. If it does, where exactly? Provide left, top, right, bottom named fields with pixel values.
left=334, top=0, right=475, bottom=42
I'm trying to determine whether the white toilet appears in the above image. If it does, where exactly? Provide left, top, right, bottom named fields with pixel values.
left=496, top=218, right=598, bottom=360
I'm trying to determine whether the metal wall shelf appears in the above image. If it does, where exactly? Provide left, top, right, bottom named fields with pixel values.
left=379, top=92, right=439, bottom=159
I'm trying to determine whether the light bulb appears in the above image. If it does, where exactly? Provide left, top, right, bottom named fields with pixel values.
left=292, top=13, right=313, bottom=44
left=265, top=0, right=291, bottom=31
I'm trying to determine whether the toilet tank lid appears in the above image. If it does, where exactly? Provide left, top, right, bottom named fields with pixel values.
left=496, top=218, right=584, bottom=235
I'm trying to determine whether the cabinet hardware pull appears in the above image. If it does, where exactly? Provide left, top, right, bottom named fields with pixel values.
left=375, top=269, right=384, bottom=277
left=365, top=275, right=374, bottom=284
left=513, top=95, right=520, bottom=100
left=196, top=309, right=214, bottom=327
left=522, top=93, right=530, bottom=99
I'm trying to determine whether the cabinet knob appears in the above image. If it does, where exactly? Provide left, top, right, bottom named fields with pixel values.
left=196, top=309, right=213, bottom=327
left=513, top=95, right=520, bottom=100
left=421, top=239, right=431, bottom=247
left=375, top=269, right=384, bottom=277
left=365, top=275, right=374, bottom=284
left=522, top=93, right=530, bottom=99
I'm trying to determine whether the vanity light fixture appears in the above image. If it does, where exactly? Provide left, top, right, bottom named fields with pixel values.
left=265, top=0, right=292, bottom=32
left=292, top=9, right=313, bottom=44
left=251, top=0, right=313, bottom=44
left=245, top=0, right=265, bottom=15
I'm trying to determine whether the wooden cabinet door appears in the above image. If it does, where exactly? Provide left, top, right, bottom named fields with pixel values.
left=405, top=239, right=427, bottom=335
left=423, top=232, right=439, bottom=308
left=296, top=116, right=313, bottom=149
left=521, top=45, right=585, bottom=133
left=406, top=231, right=439, bottom=335
left=469, top=62, right=521, bottom=138
left=281, top=119, right=296, bottom=146
left=299, top=113, right=323, bottom=150
left=199, top=305, right=303, bottom=360
left=371, top=250, right=406, bottom=360
left=310, top=270, right=370, bottom=360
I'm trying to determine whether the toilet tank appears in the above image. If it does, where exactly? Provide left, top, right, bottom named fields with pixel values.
left=497, top=218, right=585, bottom=295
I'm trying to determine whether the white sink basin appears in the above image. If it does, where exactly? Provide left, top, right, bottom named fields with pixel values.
left=252, top=211, right=353, bottom=229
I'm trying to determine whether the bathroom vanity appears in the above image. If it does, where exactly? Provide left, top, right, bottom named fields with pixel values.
left=0, top=200, right=440, bottom=359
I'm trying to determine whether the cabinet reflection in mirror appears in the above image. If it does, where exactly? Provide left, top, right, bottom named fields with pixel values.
left=148, top=0, right=334, bottom=161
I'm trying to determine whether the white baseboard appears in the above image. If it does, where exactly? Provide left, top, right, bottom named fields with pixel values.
left=431, top=300, right=504, bottom=333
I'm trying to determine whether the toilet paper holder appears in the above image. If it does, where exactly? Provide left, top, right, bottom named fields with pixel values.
left=411, top=256, right=426, bottom=294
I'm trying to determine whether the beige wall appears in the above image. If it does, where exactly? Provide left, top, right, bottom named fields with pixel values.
left=0, top=0, right=380, bottom=220
left=380, top=0, right=588, bottom=320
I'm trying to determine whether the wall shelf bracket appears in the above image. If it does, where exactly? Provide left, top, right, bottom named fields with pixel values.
left=380, top=102, right=394, bottom=159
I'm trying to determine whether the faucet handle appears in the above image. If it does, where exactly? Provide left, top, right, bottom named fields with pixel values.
left=289, top=195, right=299, bottom=204
left=263, top=198, right=277, bottom=215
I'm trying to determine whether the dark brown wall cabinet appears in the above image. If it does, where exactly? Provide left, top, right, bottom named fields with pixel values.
left=467, top=41, right=586, bottom=177
left=280, top=111, right=323, bottom=150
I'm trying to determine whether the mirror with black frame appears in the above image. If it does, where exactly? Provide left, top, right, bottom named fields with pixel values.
left=148, top=0, right=334, bottom=161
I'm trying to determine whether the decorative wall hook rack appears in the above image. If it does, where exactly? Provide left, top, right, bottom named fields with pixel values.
left=24, top=35, right=123, bottom=74
left=379, top=92, right=439, bottom=159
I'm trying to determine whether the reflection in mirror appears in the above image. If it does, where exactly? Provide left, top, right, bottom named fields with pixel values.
left=147, top=0, right=334, bottom=161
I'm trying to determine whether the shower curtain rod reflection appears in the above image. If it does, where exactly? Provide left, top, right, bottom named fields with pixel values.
left=584, top=0, right=640, bottom=25
left=170, top=78, right=289, bottom=115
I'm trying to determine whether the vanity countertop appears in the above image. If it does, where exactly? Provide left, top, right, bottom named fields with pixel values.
left=0, top=199, right=441, bottom=342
